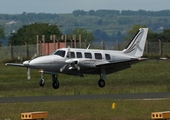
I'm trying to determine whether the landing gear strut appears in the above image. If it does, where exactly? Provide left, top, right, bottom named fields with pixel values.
left=39, top=73, right=45, bottom=87
left=52, top=74, right=59, bottom=89
left=98, top=69, right=106, bottom=88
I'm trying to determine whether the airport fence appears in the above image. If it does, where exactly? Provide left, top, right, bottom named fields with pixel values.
left=0, top=40, right=170, bottom=62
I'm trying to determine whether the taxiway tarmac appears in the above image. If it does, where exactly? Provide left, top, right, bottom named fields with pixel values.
left=0, top=92, right=170, bottom=103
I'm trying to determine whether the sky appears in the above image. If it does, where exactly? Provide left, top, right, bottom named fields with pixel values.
left=0, top=0, right=170, bottom=14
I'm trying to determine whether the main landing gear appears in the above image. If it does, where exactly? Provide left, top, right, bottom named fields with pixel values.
left=98, top=69, right=106, bottom=88
left=52, top=74, right=59, bottom=89
left=39, top=73, right=60, bottom=89
left=38, top=69, right=106, bottom=89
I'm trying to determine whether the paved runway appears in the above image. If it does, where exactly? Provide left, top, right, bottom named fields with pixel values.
left=0, top=92, right=170, bottom=103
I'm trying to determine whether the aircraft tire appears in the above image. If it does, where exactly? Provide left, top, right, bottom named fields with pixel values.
left=52, top=81, right=59, bottom=89
left=39, top=79, right=45, bottom=87
left=98, top=79, right=105, bottom=88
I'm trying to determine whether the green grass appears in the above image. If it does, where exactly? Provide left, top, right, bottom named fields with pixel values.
left=1, top=60, right=170, bottom=97
left=1, top=99, right=170, bottom=120
left=1, top=60, right=170, bottom=119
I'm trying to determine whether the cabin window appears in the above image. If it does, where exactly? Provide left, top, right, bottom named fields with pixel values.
left=54, top=50, right=65, bottom=57
left=105, top=54, right=111, bottom=60
left=85, top=52, right=92, bottom=58
left=66, top=51, right=75, bottom=58
left=76, top=52, right=82, bottom=58
left=70, top=52, right=75, bottom=58
left=95, top=53, right=102, bottom=60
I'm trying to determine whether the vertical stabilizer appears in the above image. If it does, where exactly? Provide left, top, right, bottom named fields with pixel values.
left=123, top=28, right=149, bottom=58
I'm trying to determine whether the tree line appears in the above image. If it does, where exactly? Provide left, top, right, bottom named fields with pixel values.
left=1, top=9, right=170, bottom=46
left=73, top=9, right=170, bottom=17
left=7, top=23, right=94, bottom=45
left=0, top=23, right=169, bottom=46
left=1, top=9, right=170, bottom=21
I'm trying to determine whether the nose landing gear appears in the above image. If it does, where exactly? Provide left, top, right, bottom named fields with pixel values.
left=39, top=73, right=45, bottom=87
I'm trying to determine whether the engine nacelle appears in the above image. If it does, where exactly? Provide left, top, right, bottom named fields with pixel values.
left=78, top=59, right=96, bottom=68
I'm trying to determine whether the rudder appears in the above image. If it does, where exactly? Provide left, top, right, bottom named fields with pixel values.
left=123, top=28, right=149, bottom=57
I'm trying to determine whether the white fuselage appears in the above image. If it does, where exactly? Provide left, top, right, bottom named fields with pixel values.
left=27, top=48, right=134, bottom=75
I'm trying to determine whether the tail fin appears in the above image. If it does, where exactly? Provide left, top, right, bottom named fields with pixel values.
left=123, top=28, right=149, bottom=58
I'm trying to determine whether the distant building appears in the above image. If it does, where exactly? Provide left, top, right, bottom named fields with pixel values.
left=40, top=40, right=66, bottom=55
left=6, top=20, right=17, bottom=25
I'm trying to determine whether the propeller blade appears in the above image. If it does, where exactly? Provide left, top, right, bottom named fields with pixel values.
left=27, top=68, right=31, bottom=80
left=60, top=64, right=67, bottom=72
left=31, top=53, right=37, bottom=60
left=66, top=59, right=81, bottom=70
left=75, top=64, right=80, bottom=70
left=67, top=46, right=71, bottom=58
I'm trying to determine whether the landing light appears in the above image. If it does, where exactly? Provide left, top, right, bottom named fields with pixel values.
left=39, top=69, right=44, bottom=73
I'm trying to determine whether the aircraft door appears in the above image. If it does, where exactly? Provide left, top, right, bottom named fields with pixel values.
left=111, top=56, right=116, bottom=62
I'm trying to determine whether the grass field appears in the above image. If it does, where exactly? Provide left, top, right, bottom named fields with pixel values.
left=1, top=60, right=170, bottom=96
left=1, top=99, right=170, bottom=120
left=0, top=60, right=170, bottom=119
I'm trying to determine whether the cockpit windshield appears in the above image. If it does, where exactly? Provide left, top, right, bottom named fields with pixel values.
left=53, top=50, right=65, bottom=57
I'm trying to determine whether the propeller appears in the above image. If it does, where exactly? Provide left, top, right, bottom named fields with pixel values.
left=17, top=56, right=23, bottom=62
left=27, top=67, right=31, bottom=80
left=60, top=64, right=68, bottom=72
left=67, top=46, right=71, bottom=58
left=24, top=53, right=37, bottom=80
left=60, top=46, right=80, bottom=72
left=31, top=53, right=37, bottom=60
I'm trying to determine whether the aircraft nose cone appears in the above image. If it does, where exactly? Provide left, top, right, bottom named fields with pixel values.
left=23, top=60, right=29, bottom=67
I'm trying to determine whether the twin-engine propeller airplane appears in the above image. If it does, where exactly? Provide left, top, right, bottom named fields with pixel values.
left=6, top=28, right=149, bottom=89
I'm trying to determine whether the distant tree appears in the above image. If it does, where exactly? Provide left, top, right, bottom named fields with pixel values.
left=72, top=28, right=94, bottom=43
left=118, top=17, right=133, bottom=25
left=125, top=24, right=166, bottom=42
left=125, top=24, right=147, bottom=41
left=72, top=10, right=86, bottom=17
left=121, top=10, right=137, bottom=16
left=137, top=9, right=147, bottom=16
left=147, top=29, right=170, bottom=42
left=94, top=29, right=110, bottom=41
left=9, top=23, right=62, bottom=45
left=0, top=25, right=5, bottom=39
left=0, top=25, right=5, bottom=46
left=95, top=10, right=107, bottom=17
left=158, top=29, right=170, bottom=42
left=89, top=10, right=95, bottom=15
left=147, top=31, right=159, bottom=42
left=97, top=19, right=103, bottom=25
left=115, top=31, right=124, bottom=41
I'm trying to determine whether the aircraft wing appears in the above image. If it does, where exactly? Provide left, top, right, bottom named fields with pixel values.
left=5, top=63, right=25, bottom=67
left=96, top=58, right=147, bottom=73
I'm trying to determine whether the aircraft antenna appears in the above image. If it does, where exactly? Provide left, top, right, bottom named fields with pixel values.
left=86, top=44, right=91, bottom=49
